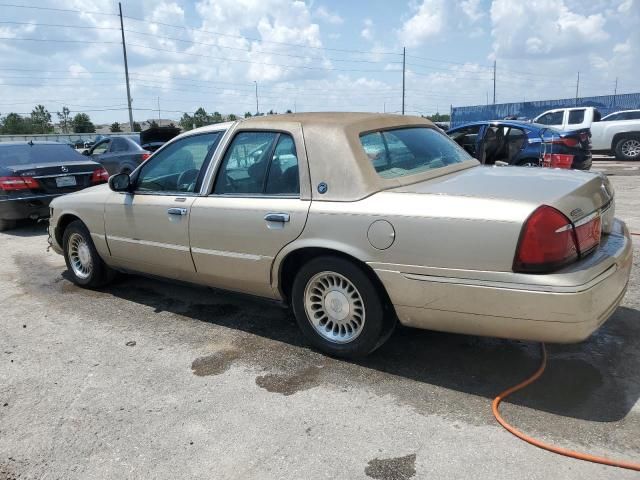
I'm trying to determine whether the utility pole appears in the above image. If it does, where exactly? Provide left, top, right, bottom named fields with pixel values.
left=492, top=60, right=496, bottom=105
left=157, top=97, right=160, bottom=120
left=402, top=47, right=406, bottom=115
left=575, top=72, right=580, bottom=106
left=254, top=81, right=259, bottom=116
left=118, top=2, right=134, bottom=132
left=613, top=77, right=618, bottom=107
left=486, top=91, right=488, bottom=106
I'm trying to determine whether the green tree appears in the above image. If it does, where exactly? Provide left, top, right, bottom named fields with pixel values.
left=149, top=120, right=159, bottom=128
left=285, top=109, right=293, bottom=114
left=426, top=112, right=450, bottom=122
left=227, top=114, right=237, bottom=121
left=133, top=121, right=142, bottom=132
left=57, top=106, right=71, bottom=133
left=31, top=104, right=52, bottom=134
left=193, top=107, right=209, bottom=128
left=110, top=122, right=122, bottom=132
left=267, top=109, right=276, bottom=115
left=179, top=113, right=193, bottom=131
left=244, top=112, right=253, bottom=118
left=72, top=113, right=96, bottom=133
left=1, top=113, right=33, bottom=134
left=210, top=111, right=223, bottom=123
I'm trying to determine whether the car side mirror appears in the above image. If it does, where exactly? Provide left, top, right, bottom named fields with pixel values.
left=108, top=173, right=131, bottom=192
left=82, top=150, right=90, bottom=156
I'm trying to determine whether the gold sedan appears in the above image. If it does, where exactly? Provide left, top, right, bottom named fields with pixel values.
left=48, top=113, right=632, bottom=358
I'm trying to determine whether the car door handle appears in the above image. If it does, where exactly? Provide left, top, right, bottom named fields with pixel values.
left=167, top=207, right=188, bottom=216
left=264, top=213, right=290, bottom=223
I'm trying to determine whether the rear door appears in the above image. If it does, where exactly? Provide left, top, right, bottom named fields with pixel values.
left=104, top=132, right=222, bottom=280
left=190, top=126, right=310, bottom=298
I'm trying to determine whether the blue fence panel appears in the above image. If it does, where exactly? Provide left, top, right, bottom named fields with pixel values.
left=450, top=93, right=640, bottom=128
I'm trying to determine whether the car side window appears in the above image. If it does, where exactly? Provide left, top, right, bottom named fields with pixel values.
left=92, top=140, right=110, bottom=155
left=265, top=134, right=300, bottom=195
left=136, top=133, right=221, bottom=194
left=110, top=137, right=129, bottom=153
left=448, top=125, right=482, bottom=155
left=537, top=111, right=563, bottom=125
left=568, top=109, right=585, bottom=125
left=213, top=131, right=279, bottom=195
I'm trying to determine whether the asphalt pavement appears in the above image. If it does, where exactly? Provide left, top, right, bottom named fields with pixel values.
left=0, top=175, right=638, bottom=479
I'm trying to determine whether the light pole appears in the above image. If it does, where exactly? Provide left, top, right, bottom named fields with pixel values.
left=254, top=81, right=259, bottom=116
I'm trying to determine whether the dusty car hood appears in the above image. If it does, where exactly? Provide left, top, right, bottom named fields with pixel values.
left=391, top=165, right=613, bottom=224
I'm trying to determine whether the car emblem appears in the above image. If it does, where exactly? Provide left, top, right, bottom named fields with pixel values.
left=570, top=208, right=583, bottom=219
left=317, top=182, right=328, bottom=194
left=61, top=166, right=68, bottom=173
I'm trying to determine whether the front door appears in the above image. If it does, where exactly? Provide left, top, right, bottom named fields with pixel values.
left=104, top=132, right=223, bottom=280
left=190, top=129, right=310, bottom=298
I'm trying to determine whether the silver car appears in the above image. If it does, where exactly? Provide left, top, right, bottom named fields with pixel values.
left=48, top=113, right=632, bottom=358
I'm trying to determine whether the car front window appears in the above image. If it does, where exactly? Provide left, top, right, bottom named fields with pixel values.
left=136, top=132, right=222, bottom=193
left=360, top=127, right=471, bottom=179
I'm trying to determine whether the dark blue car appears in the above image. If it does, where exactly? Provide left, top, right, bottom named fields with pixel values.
left=447, top=120, right=592, bottom=170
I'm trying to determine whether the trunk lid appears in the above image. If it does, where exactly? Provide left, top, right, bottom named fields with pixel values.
left=392, top=165, right=614, bottom=231
left=4, top=160, right=101, bottom=195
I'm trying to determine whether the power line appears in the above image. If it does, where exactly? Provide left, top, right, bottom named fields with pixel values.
left=0, top=3, right=117, bottom=16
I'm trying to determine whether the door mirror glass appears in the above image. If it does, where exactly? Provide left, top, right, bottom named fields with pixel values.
left=109, top=173, right=131, bottom=192
left=82, top=150, right=90, bottom=156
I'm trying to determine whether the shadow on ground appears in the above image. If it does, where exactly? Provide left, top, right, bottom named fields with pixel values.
left=92, top=272, right=640, bottom=424
left=1, top=221, right=48, bottom=238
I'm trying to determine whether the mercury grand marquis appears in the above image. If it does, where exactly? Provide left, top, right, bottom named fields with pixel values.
left=48, top=113, right=632, bottom=358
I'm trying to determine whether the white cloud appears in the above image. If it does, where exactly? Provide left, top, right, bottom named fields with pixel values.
left=361, top=18, right=374, bottom=41
left=314, top=6, right=344, bottom=25
left=397, top=0, right=446, bottom=47
left=490, top=0, right=608, bottom=59
left=461, top=0, right=484, bottom=22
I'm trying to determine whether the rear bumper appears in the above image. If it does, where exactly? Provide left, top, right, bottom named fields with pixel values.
left=373, top=219, right=632, bottom=343
left=0, top=193, right=59, bottom=221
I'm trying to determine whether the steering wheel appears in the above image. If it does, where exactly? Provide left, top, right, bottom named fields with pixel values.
left=176, top=169, right=200, bottom=192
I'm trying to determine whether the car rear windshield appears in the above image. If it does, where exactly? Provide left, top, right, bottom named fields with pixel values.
left=0, top=144, right=84, bottom=166
left=359, top=127, right=471, bottom=179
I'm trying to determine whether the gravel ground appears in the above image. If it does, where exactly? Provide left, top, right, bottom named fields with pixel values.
left=0, top=176, right=638, bottom=479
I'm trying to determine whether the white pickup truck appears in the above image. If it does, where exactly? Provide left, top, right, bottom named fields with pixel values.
left=533, top=107, right=640, bottom=160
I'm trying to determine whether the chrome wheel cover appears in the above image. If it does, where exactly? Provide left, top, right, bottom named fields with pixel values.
left=304, top=271, right=365, bottom=344
left=68, top=232, right=93, bottom=280
left=621, top=139, right=640, bottom=158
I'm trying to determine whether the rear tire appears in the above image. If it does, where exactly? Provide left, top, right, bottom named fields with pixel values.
left=291, top=256, right=393, bottom=358
left=0, top=219, right=16, bottom=232
left=614, top=135, right=640, bottom=161
left=62, top=220, right=116, bottom=288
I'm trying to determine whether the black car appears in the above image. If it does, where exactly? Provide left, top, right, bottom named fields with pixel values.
left=0, top=141, right=109, bottom=231
left=83, top=136, right=150, bottom=175
left=140, top=126, right=181, bottom=152
left=447, top=120, right=592, bottom=170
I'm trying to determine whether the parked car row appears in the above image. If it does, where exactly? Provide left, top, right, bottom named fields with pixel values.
left=45, top=113, right=631, bottom=358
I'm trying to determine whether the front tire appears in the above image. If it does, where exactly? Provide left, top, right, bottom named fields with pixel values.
left=62, top=220, right=115, bottom=288
left=291, top=256, right=392, bottom=358
left=614, top=135, right=640, bottom=161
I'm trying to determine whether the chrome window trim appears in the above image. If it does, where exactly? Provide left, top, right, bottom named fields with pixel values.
left=33, top=171, right=95, bottom=178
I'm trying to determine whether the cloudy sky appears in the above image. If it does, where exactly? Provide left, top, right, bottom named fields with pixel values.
left=0, top=0, right=638, bottom=124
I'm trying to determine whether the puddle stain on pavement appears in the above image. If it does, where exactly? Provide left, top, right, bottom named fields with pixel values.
left=365, top=453, right=416, bottom=480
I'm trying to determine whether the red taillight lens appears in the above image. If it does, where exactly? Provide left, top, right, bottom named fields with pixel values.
left=141, top=153, right=151, bottom=162
left=574, top=215, right=602, bottom=256
left=543, top=153, right=574, bottom=169
left=514, top=206, right=578, bottom=273
left=557, top=137, right=579, bottom=147
left=91, top=168, right=109, bottom=184
left=0, top=176, right=40, bottom=191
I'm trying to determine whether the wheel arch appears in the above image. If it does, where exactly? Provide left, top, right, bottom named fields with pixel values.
left=275, top=244, right=394, bottom=315
left=611, top=131, right=640, bottom=151
left=55, top=213, right=83, bottom=247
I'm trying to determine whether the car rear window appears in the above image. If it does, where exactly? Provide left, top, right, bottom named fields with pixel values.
left=568, top=109, right=585, bottom=124
left=0, top=144, right=85, bottom=166
left=359, top=127, right=470, bottom=179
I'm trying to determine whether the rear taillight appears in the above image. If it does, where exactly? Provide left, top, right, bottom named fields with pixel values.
left=0, top=176, right=40, bottom=191
left=543, top=153, right=574, bottom=169
left=555, top=137, right=579, bottom=147
left=574, top=213, right=602, bottom=256
left=514, top=205, right=602, bottom=273
left=91, top=168, right=110, bottom=184
left=141, top=153, right=151, bottom=162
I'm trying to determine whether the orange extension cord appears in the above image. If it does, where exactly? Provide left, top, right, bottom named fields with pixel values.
left=492, top=343, right=640, bottom=472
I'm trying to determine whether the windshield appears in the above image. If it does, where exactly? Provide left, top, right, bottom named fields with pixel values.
left=0, top=144, right=85, bottom=166
left=360, top=127, right=472, bottom=179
